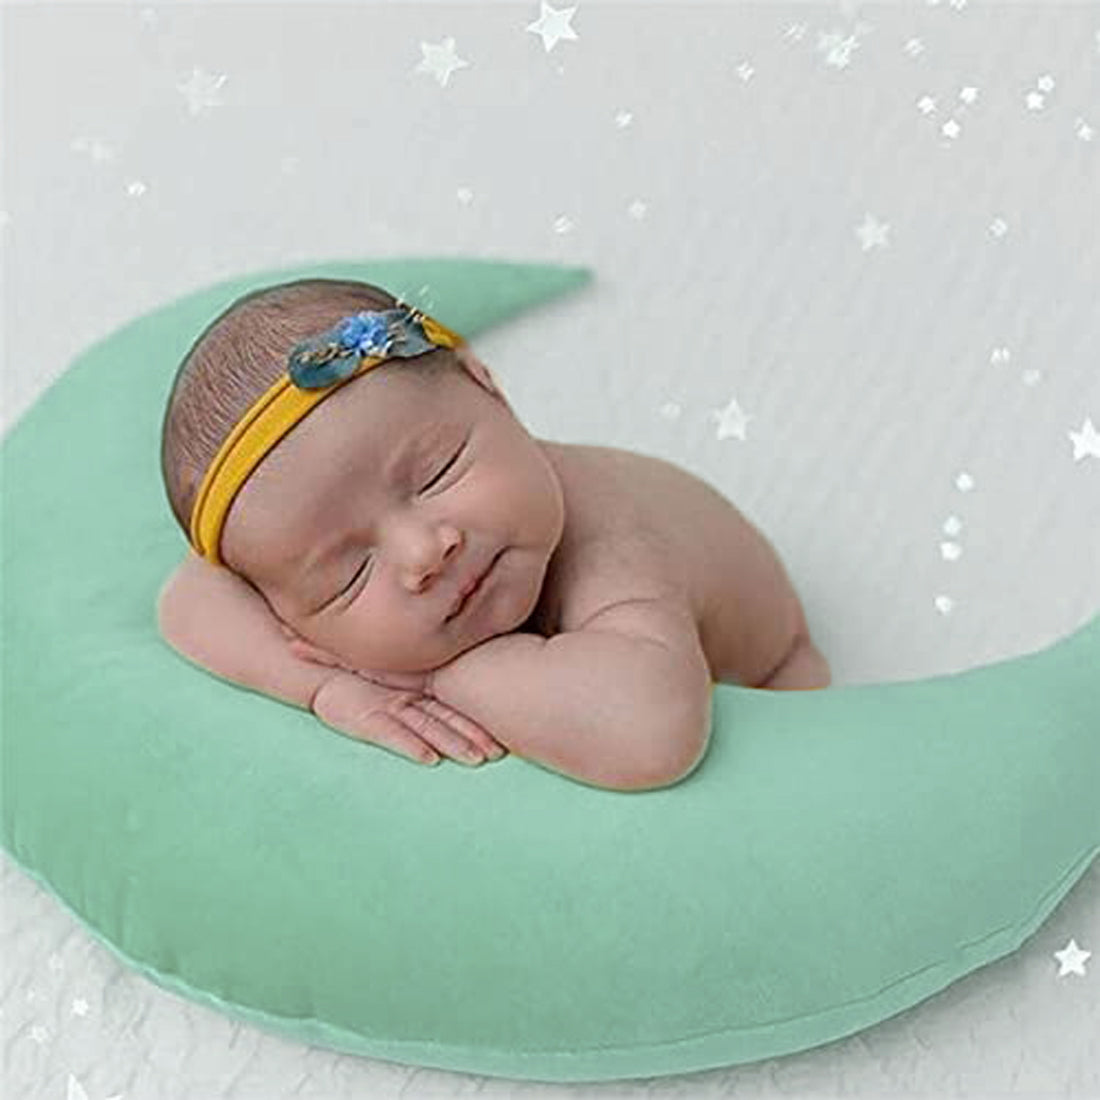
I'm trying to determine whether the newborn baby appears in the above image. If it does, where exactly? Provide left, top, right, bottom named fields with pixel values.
left=158, top=278, right=829, bottom=791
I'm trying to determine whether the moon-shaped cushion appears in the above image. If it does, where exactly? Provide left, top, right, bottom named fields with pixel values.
left=1, top=258, right=1097, bottom=1084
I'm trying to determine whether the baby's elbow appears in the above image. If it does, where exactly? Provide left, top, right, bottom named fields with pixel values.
left=615, top=699, right=714, bottom=793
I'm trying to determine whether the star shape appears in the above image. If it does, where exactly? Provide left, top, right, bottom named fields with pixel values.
left=817, top=29, right=861, bottom=70
left=71, top=136, right=115, bottom=162
left=1026, top=90, right=1045, bottom=111
left=1053, top=938, right=1091, bottom=976
left=177, top=66, right=227, bottom=117
left=1068, top=417, right=1100, bottom=461
left=527, top=2, right=579, bottom=53
left=67, top=1074, right=123, bottom=1100
left=711, top=396, right=752, bottom=441
left=414, top=37, right=469, bottom=87
left=855, top=212, right=890, bottom=251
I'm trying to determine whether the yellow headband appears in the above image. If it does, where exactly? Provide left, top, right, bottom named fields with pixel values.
left=188, top=304, right=465, bottom=565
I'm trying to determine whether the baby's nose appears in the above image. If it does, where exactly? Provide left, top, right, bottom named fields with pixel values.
left=404, top=528, right=462, bottom=590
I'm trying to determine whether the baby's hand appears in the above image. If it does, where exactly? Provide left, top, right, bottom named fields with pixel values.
left=280, top=624, right=436, bottom=696
left=310, top=671, right=506, bottom=767
left=279, top=625, right=506, bottom=765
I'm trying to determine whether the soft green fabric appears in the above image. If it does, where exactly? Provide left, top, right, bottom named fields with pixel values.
left=1, top=257, right=1097, bottom=1084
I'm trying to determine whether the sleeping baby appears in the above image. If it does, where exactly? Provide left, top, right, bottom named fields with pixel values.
left=157, top=278, right=830, bottom=792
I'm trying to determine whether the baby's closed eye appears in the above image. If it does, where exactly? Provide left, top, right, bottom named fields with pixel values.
left=329, top=441, right=470, bottom=605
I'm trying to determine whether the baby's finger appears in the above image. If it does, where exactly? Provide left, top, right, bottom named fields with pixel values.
left=399, top=699, right=492, bottom=766
left=355, top=710, right=441, bottom=765
left=418, top=697, right=507, bottom=759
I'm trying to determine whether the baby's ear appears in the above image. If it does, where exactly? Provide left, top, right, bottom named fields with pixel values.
left=454, top=344, right=503, bottom=400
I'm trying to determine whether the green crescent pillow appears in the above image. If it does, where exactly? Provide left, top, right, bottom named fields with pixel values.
left=1, top=257, right=1097, bottom=1084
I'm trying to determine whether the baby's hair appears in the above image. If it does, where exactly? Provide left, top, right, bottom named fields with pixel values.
left=160, top=277, right=460, bottom=542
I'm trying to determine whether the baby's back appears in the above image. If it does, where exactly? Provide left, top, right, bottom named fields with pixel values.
left=535, top=442, right=807, bottom=687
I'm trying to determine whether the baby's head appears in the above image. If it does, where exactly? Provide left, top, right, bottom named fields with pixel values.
left=161, top=278, right=565, bottom=673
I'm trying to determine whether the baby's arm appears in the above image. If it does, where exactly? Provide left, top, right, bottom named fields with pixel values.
left=157, top=552, right=332, bottom=710
left=155, top=552, right=503, bottom=765
left=429, top=598, right=714, bottom=791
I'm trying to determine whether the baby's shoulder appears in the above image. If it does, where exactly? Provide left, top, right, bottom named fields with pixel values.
left=540, top=443, right=708, bottom=633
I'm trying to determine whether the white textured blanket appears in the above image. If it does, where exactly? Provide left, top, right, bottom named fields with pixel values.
left=3, top=2, right=1097, bottom=1097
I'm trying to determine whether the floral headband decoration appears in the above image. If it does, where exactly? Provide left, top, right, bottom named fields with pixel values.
left=188, top=301, right=465, bottom=565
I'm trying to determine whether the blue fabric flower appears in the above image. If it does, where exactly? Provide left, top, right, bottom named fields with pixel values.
left=287, top=307, right=437, bottom=391
left=337, top=312, right=392, bottom=357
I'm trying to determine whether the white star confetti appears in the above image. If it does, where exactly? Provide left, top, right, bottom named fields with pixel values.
left=917, top=95, right=937, bottom=115
left=990, top=346, right=1011, bottom=364
left=415, top=38, right=469, bottom=87
left=1022, top=368, right=1042, bottom=387
left=527, top=1, right=578, bottom=53
left=67, top=1074, right=123, bottom=1100
left=70, top=136, right=115, bottom=162
left=1074, top=118, right=1094, bottom=142
left=989, top=217, right=1008, bottom=238
left=955, top=471, right=975, bottom=492
left=126, top=180, right=147, bottom=197
left=941, top=118, right=961, bottom=140
left=855, top=212, right=890, bottom=251
left=784, top=23, right=809, bottom=42
left=30, top=1024, right=49, bottom=1044
left=627, top=199, right=648, bottom=220
left=816, top=28, right=862, bottom=70
left=712, top=396, right=753, bottom=441
left=904, top=38, right=925, bottom=58
left=959, top=85, right=979, bottom=104
left=456, top=187, right=474, bottom=204
left=934, top=594, right=955, bottom=615
left=177, top=66, right=227, bottom=116
left=943, top=516, right=962, bottom=536
left=615, top=110, right=633, bottom=128
left=736, top=62, right=755, bottom=82
left=1036, top=73, right=1055, bottom=93
left=1025, top=90, right=1045, bottom=111
left=72, top=997, right=90, bottom=1017
left=1068, top=418, right=1100, bottom=462
left=940, top=541, right=962, bottom=561
left=1053, top=938, right=1091, bottom=976
left=552, top=214, right=575, bottom=234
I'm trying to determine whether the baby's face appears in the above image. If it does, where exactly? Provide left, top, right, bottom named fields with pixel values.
left=220, top=348, right=565, bottom=673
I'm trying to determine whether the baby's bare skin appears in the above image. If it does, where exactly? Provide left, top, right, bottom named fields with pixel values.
left=528, top=441, right=828, bottom=689
left=161, top=343, right=827, bottom=784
